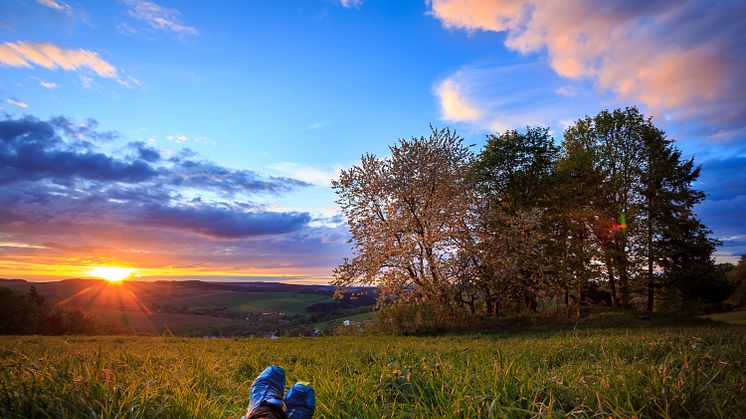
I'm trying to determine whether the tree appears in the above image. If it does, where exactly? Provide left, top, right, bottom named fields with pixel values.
left=0, top=287, right=39, bottom=334
left=638, top=122, right=711, bottom=311
left=555, top=125, right=605, bottom=318
left=474, top=127, right=560, bottom=314
left=332, top=127, right=477, bottom=314
left=727, top=256, right=746, bottom=307
left=563, top=108, right=651, bottom=308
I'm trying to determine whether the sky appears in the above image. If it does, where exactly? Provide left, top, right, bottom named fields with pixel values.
left=1, top=0, right=744, bottom=283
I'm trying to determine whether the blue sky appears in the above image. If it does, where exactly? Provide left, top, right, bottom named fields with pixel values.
left=1, top=0, right=744, bottom=281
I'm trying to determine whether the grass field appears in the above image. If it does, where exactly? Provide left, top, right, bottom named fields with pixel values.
left=1, top=326, right=744, bottom=418
left=314, top=310, right=374, bottom=329
left=701, top=309, right=746, bottom=325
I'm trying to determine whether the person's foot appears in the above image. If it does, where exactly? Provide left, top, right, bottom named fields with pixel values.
left=284, top=382, right=315, bottom=419
left=248, top=365, right=286, bottom=416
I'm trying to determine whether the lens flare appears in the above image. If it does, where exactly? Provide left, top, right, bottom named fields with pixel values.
left=88, top=266, right=135, bottom=282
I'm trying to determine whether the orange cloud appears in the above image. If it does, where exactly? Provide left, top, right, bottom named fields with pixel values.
left=0, top=41, right=117, bottom=78
left=435, top=78, right=483, bottom=122
left=430, top=0, right=746, bottom=125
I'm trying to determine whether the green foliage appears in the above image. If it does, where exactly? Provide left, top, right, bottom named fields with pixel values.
left=1, top=327, right=744, bottom=417
left=0, top=286, right=118, bottom=335
left=0, top=287, right=39, bottom=334
left=726, top=256, right=746, bottom=307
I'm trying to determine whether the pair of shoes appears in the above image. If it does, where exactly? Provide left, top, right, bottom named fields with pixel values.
left=247, top=365, right=315, bottom=419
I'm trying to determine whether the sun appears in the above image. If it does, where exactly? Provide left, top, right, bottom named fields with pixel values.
left=88, top=266, right=136, bottom=282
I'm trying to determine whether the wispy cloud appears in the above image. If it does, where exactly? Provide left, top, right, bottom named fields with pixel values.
left=123, top=0, right=198, bottom=37
left=7, top=98, right=28, bottom=109
left=555, top=85, right=578, bottom=97
left=339, top=0, right=363, bottom=8
left=430, top=0, right=746, bottom=137
left=266, top=162, right=343, bottom=187
left=434, top=78, right=482, bottom=122
left=166, top=134, right=189, bottom=144
left=433, top=60, right=599, bottom=134
left=39, top=80, right=58, bottom=89
left=307, top=121, right=328, bottom=129
left=36, top=0, right=71, bottom=13
left=0, top=41, right=116, bottom=77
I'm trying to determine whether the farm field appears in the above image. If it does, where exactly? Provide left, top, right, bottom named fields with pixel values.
left=161, top=290, right=332, bottom=315
left=88, top=309, right=247, bottom=334
left=2, top=326, right=744, bottom=418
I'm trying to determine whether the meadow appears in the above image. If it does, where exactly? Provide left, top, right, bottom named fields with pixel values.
left=1, top=325, right=744, bottom=418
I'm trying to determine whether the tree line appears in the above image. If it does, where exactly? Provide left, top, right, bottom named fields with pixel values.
left=333, top=107, right=740, bottom=324
left=0, top=286, right=125, bottom=335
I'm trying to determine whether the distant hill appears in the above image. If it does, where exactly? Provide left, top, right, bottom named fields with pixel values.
left=0, top=278, right=375, bottom=335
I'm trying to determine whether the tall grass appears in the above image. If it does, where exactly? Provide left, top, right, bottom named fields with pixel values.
left=1, top=327, right=744, bottom=417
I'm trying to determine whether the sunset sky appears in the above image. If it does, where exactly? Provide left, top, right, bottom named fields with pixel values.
left=1, top=0, right=744, bottom=282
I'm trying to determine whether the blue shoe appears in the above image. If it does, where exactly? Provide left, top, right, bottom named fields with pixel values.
left=285, top=382, right=315, bottom=419
left=248, top=366, right=286, bottom=415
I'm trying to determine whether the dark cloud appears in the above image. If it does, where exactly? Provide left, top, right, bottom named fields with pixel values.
left=0, top=114, right=314, bottom=239
left=695, top=154, right=746, bottom=260
left=49, top=116, right=119, bottom=142
left=136, top=205, right=311, bottom=238
left=129, top=141, right=161, bottom=162
left=170, top=160, right=308, bottom=194
left=0, top=116, right=157, bottom=184
left=698, top=156, right=746, bottom=201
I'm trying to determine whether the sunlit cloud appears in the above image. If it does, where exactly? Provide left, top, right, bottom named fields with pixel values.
left=0, top=41, right=139, bottom=87
left=7, top=97, right=28, bottom=109
left=429, top=0, right=746, bottom=136
left=435, top=78, right=482, bottom=122
left=123, top=0, right=198, bottom=37
left=36, top=0, right=71, bottom=13
left=0, top=41, right=116, bottom=77
left=433, top=60, right=601, bottom=134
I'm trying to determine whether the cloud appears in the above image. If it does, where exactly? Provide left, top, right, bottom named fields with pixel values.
left=266, top=162, right=343, bottom=187
left=7, top=98, right=28, bottom=109
left=172, top=160, right=309, bottom=194
left=555, top=85, right=578, bottom=97
left=123, top=0, right=198, bottom=37
left=136, top=205, right=311, bottom=238
left=339, top=0, right=363, bottom=8
left=39, top=80, right=58, bottom=89
left=0, top=41, right=138, bottom=87
left=693, top=155, right=746, bottom=261
left=0, top=117, right=157, bottom=185
left=431, top=60, right=600, bottom=133
left=0, top=114, right=314, bottom=241
left=435, top=78, right=482, bottom=122
left=307, top=122, right=328, bottom=130
left=698, top=156, right=746, bottom=202
left=429, top=0, right=746, bottom=130
left=166, top=134, right=188, bottom=143
left=37, top=0, right=71, bottom=13
left=0, top=41, right=117, bottom=78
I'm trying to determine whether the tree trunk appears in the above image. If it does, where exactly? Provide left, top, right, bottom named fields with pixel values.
left=617, top=241, right=629, bottom=309
left=647, top=216, right=655, bottom=312
left=604, top=252, right=618, bottom=308
left=575, top=274, right=582, bottom=321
